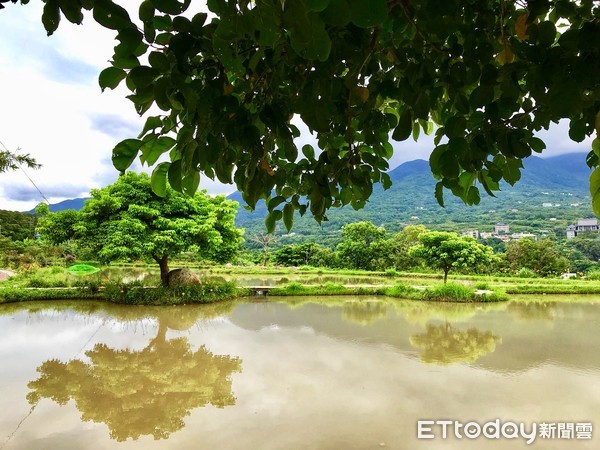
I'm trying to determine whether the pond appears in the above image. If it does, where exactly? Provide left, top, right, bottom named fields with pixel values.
left=0, top=296, right=599, bottom=449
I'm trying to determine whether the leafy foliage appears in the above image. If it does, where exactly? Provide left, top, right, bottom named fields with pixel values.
left=12, top=0, right=599, bottom=226
left=411, top=231, right=495, bottom=282
left=336, top=221, right=386, bottom=270
left=37, top=172, right=243, bottom=285
left=0, top=209, right=36, bottom=241
left=0, top=149, right=39, bottom=173
left=505, top=238, right=569, bottom=276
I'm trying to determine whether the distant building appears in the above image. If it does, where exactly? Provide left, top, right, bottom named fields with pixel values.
left=566, top=218, right=599, bottom=239
left=480, top=232, right=494, bottom=240
left=495, top=223, right=510, bottom=234
left=542, top=202, right=553, bottom=207
left=462, top=230, right=479, bottom=239
left=511, top=233, right=537, bottom=240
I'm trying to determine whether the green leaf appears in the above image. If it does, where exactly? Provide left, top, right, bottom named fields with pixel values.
left=112, top=139, right=142, bottom=172
left=42, top=0, right=60, bottom=36
left=128, top=66, right=159, bottom=89
left=466, top=186, right=480, bottom=205
left=528, top=137, right=546, bottom=153
left=321, top=0, right=351, bottom=26
left=99, top=67, right=126, bottom=92
left=139, top=0, right=155, bottom=22
left=283, top=203, right=294, bottom=232
left=392, top=109, right=413, bottom=141
left=93, top=0, right=133, bottom=30
left=444, top=116, right=466, bottom=139
left=268, top=196, right=286, bottom=210
left=302, top=144, right=315, bottom=160
left=140, top=136, right=177, bottom=166
left=412, top=121, right=420, bottom=141
left=569, top=118, right=588, bottom=143
left=152, top=0, right=191, bottom=15
left=59, top=0, right=84, bottom=24
left=434, top=182, right=445, bottom=207
left=340, top=187, right=352, bottom=205
left=306, top=0, right=330, bottom=12
left=181, top=171, right=200, bottom=196
left=265, top=212, right=277, bottom=233
left=538, top=21, right=557, bottom=47
left=167, top=159, right=183, bottom=192
left=504, top=158, right=523, bottom=185
left=592, top=138, right=600, bottom=157
left=138, top=116, right=163, bottom=138
left=151, top=162, right=170, bottom=197
left=591, top=168, right=600, bottom=216
left=349, top=0, right=387, bottom=28
left=288, top=12, right=331, bottom=61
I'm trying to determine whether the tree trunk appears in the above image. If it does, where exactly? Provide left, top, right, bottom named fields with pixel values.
left=443, top=268, right=449, bottom=284
left=154, top=255, right=170, bottom=287
left=262, top=244, right=268, bottom=267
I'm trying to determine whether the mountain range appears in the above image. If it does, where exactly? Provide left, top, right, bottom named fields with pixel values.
left=14, top=152, right=593, bottom=245
left=229, top=152, right=593, bottom=244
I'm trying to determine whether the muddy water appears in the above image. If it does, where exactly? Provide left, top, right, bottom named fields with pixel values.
left=0, top=296, right=599, bottom=449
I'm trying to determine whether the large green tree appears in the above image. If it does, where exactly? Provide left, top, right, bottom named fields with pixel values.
left=44, top=171, right=243, bottom=286
left=411, top=231, right=495, bottom=282
left=336, top=221, right=386, bottom=270
left=504, top=237, right=569, bottom=276
left=5, top=0, right=599, bottom=227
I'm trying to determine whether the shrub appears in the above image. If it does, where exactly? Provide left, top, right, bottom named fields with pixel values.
left=517, top=267, right=538, bottom=278
left=422, top=283, right=476, bottom=302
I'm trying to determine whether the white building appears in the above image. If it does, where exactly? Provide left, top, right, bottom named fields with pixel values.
left=495, top=223, right=510, bottom=234
left=566, top=218, right=599, bottom=239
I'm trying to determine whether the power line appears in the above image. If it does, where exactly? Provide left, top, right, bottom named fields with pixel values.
left=0, top=139, right=50, bottom=204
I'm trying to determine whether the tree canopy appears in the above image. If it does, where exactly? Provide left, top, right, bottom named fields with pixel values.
left=37, top=171, right=243, bottom=285
left=411, top=231, right=495, bottom=282
left=6, top=0, right=600, bottom=228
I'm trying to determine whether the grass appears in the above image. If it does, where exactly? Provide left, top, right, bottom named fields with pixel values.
left=3, top=263, right=600, bottom=305
left=269, top=281, right=508, bottom=303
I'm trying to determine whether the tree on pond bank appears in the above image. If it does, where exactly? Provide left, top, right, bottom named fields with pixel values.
left=411, top=231, right=495, bottom=283
left=37, top=172, right=243, bottom=286
left=6, top=0, right=599, bottom=227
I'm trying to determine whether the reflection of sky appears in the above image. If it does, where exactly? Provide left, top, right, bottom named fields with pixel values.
left=1, top=299, right=599, bottom=449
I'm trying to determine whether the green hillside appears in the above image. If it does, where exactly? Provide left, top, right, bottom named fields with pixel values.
left=0, top=210, right=36, bottom=241
left=231, top=152, right=594, bottom=246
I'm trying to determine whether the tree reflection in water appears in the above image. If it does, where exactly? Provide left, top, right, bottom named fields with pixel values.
left=26, top=305, right=242, bottom=442
left=410, top=322, right=501, bottom=365
left=342, top=300, right=388, bottom=326
left=507, top=301, right=557, bottom=322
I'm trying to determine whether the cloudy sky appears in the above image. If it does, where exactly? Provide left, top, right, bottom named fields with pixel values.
left=0, top=2, right=593, bottom=212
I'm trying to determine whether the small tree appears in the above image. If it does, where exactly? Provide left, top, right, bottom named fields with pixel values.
left=251, top=233, right=278, bottom=267
left=74, top=172, right=242, bottom=286
left=411, top=231, right=494, bottom=283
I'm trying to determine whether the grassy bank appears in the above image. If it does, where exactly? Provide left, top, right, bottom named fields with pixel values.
left=269, top=281, right=508, bottom=303
left=0, top=281, right=249, bottom=306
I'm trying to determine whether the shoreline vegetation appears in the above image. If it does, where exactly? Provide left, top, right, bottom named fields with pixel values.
left=2, top=263, right=600, bottom=306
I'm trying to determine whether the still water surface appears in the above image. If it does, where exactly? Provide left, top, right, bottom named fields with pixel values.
left=1, top=296, right=599, bottom=449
